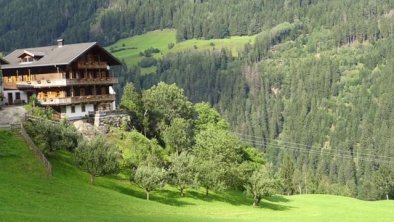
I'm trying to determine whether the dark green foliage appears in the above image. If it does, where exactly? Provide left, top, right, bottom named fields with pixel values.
left=373, top=166, right=394, bottom=200
left=138, top=57, right=157, bottom=68
left=279, top=155, right=295, bottom=195
left=142, top=82, right=194, bottom=140
left=140, top=48, right=161, bottom=57
left=120, top=82, right=143, bottom=130
left=2, top=0, right=393, bottom=52
left=141, top=30, right=394, bottom=200
left=24, top=118, right=81, bottom=154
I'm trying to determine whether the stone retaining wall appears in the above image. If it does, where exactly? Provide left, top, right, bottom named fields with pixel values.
left=94, top=112, right=130, bottom=128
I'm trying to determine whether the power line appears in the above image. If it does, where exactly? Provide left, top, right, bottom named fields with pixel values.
left=233, top=132, right=394, bottom=165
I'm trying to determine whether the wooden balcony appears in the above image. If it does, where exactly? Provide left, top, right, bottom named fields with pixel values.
left=39, top=94, right=116, bottom=106
left=77, top=62, right=108, bottom=69
left=66, top=77, right=118, bottom=86
left=17, top=79, right=67, bottom=89
left=15, top=77, right=118, bottom=89
left=3, top=82, right=17, bottom=90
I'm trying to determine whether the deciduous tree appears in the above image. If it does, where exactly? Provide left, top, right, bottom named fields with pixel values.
left=74, top=137, right=120, bottom=184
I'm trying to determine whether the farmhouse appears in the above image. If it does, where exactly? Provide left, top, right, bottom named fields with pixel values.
left=0, top=57, right=9, bottom=103
left=0, top=40, right=121, bottom=119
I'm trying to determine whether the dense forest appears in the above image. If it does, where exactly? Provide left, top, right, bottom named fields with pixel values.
left=1, top=0, right=394, bottom=200
left=0, top=0, right=393, bottom=51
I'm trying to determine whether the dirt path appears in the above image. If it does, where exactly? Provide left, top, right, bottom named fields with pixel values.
left=0, top=106, right=26, bottom=127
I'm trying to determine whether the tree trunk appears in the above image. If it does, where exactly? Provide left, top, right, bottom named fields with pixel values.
left=253, top=200, right=257, bottom=208
left=299, top=184, right=302, bottom=195
left=386, top=193, right=389, bottom=201
left=206, top=187, right=209, bottom=197
left=90, top=174, right=95, bottom=185
left=180, top=188, right=184, bottom=197
left=147, top=191, right=150, bottom=201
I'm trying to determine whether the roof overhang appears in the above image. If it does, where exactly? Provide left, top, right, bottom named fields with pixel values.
left=1, top=42, right=121, bottom=70
left=71, top=44, right=122, bottom=67
left=0, top=57, right=9, bottom=65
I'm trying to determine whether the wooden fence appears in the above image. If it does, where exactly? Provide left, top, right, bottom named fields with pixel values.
left=20, top=123, right=52, bottom=176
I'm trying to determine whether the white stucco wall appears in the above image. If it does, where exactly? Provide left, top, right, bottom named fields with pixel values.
left=62, top=103, right=95, bottom=120
left=3, top=90, right=29, bottom=105
left=109, top=86, right=116, bottom=109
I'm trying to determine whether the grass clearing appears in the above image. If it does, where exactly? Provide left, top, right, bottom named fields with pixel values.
left=106, top=29, right=255, bottom=74
left=1, top=129, right=394, bottom=222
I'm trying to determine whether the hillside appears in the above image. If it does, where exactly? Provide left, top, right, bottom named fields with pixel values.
left=106, top=29, right=254, bottom=71
left=0, top=0, right=392, bottom=52
left=1, top=129, right=394, bottom=222
left=0, top=0, right=393, bottom=213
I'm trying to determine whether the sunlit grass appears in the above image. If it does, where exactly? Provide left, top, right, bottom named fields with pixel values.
left=1, top=129, right=394, bottom=222
left=106, top=29, right=255, bottom=74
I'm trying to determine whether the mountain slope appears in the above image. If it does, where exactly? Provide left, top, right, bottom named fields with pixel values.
left=1, top=129, right=394, bottom=222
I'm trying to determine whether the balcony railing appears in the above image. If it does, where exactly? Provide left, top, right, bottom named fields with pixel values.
left=17, top=79, right=67, bottom=89
left=39, top=94, right=116, bottom=106
left=66, top=78, right=118, bottom=86
left=77, top=62, right=108, bottom=69
left=3, top=82, right=17, bottom=90
left=15, top=77, right=118, bottom=89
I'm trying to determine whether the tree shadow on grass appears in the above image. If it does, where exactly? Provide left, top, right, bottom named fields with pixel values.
left=187, top=190, right=292, bottom=211
left=257, top=200, right=293, bottom=211
left=266, top=195, right=291, bottom=203
left=97, top=179, right=195, bottom=207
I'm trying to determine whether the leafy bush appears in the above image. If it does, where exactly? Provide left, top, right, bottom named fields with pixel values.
left=140, top=47, right=161, bottom=57
left=168, top=42, right=175, bottom=49
left=138, top=57, right=157, bottom=68
left=24, top=118, right=81, bottom=154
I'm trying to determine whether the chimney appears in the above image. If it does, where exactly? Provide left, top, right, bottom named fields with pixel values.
left=57, top=39, right=64, bottom=47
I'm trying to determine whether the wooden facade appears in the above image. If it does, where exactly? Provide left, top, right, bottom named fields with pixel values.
left=1, top=42, right=120, bottom=119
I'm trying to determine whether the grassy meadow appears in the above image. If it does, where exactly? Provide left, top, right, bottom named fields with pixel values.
left=1, top=129, right=394, bottom=222
left=106, top=29, right=255, bottom=73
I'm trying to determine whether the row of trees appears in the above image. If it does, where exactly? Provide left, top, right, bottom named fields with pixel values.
left=24, top=83, right=288, bottom=207
left=119, top=82, right=282, bottom=206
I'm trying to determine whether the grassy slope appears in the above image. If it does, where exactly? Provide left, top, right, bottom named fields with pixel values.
left=0, top=131, right=394, bottom=221
left=107, top=29, right=255, bottom=73
left=1, top=129, right=394, bottom=222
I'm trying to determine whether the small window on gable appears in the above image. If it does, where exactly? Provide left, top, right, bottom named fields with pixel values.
left=23, top=57, right=34, bottom=63
left=18, top=51, right=44, bottom=63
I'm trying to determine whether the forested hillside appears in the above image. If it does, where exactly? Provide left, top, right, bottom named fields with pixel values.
left=133, top=2, right=394, bottom=200
left=1, top=0, right=393, bottom=201
left=0, top=0, right=393, bottom=51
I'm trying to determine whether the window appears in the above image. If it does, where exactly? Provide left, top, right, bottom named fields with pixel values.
left=81, top=104, right=86, bottom=112
left=22, top=57, right=33, bottom=63
left=71, top=106, right=75, bottom=113
left=15, top=92, right=21, bottom=100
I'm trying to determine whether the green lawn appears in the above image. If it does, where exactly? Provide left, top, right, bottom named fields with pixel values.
left=1, top=129, right=394, bottom=222
left=106, top=29, right=255, bottom=74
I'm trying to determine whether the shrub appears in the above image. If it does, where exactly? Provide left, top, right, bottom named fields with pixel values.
left=138, top=57, right=157, bottom=68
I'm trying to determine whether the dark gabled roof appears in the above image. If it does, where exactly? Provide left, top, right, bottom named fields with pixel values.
left=2, top=42, right=121, bottom=70
left=0, top=57, right=9, bottom=65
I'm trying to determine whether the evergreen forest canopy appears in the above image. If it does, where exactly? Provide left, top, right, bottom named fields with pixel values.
left=0, top=0, right=394, bottom=201
left=0, top=0, right=393, bottom=51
